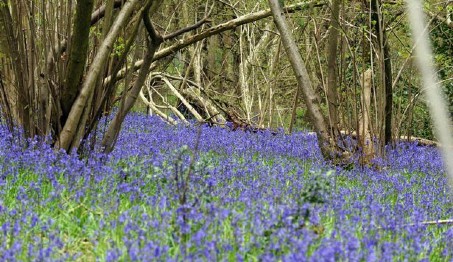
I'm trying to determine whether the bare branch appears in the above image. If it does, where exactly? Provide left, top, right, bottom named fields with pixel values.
left=426, top=10, right=453, bottom=29
left=108, top=1, right=326, bottom=84
left=163, top=3, right=215, bottom=40
left=91, top=0, right=125, bottom=25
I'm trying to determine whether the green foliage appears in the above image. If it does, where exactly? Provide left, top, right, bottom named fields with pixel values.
left=431, top=22, right=453, bottom=116
left=112, top=37, right=126, bottom=57
left=295, top=108, right=313, bottom=130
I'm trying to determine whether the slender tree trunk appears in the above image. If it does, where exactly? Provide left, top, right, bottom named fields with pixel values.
left=288, top=85, right=300, bottom=134
left=383, top=43, right=393, bottom=144
left=0, top=71, right=13, bottom=130
left=326, top=0, right=341, bottom=138
left=268, top=0, right=342, bottom=161
left=359, top=68, right=374, bottom=163
left=371, top=0, right=393, bottom=145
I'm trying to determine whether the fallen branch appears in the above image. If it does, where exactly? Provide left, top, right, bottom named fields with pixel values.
left=181, top=86, right=227, bottom=125
left=377, top=219, right=453, bottom=230
left=398, top=135, right=439, bottom=147
left=157, top=75, right=204, bottom=121
left=340, top=131, right=438, bottom=147
left=139, top=89, right=179, bottom=125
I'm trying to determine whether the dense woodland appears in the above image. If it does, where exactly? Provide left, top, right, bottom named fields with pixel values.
left=2, top=1, right=453, bottom=260
left=0, top=0, right=452, bottom=161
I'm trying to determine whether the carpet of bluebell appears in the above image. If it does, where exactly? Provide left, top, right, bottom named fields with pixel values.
left=0, top=113, right=452, bottom=261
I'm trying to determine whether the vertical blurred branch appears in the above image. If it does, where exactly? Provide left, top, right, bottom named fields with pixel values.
left=405, top=0, right=453, bottom=188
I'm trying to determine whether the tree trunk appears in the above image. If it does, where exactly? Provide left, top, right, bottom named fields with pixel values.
left=358, top=69, right=374, bottom=163
left=62, top=0, right=94, bottom=123
left=57, top=0, right=142, bottom=151
left=326, top=0, right=341, bottom=139
left=0, top=71, right=13, bottom=130
left=371, top=0, right=393, bottom=145
left=268, top=0, right=342, bottom=161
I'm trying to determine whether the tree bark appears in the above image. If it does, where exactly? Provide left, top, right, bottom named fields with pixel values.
left=0, top=71, right=13, bottom=130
